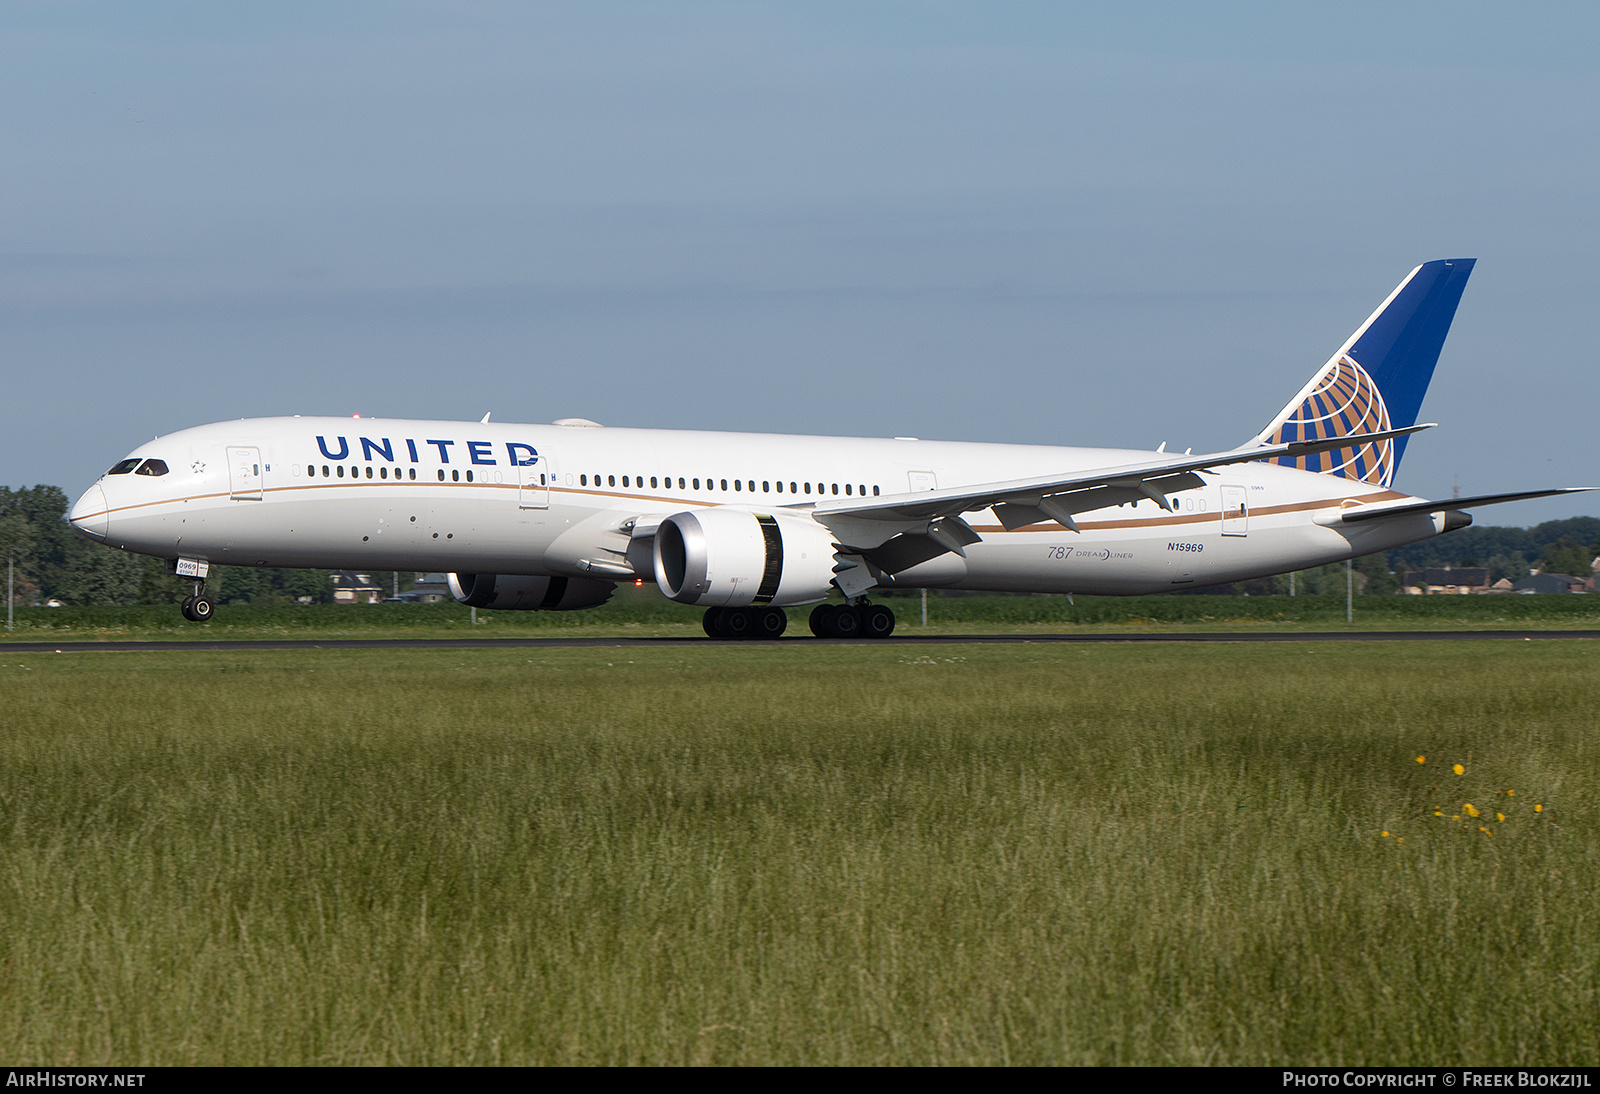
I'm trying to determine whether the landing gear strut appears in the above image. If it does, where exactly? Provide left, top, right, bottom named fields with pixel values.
left=180, top=580, right=215, bottom=623
left=808, top=601, right=895, bottom=639
left=702, top=606, right=788, bottom=639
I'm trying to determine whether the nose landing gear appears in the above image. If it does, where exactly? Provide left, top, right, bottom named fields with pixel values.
left=180, top=580, right=215, bottom=622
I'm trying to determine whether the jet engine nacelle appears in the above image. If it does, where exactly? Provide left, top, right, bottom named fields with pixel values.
left=652, top=508, right=838, bottom=607
left=447, top=573, right=615, bottom=611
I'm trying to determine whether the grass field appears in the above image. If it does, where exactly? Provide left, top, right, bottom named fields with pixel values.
left=1, top=641, right=1597, bottom=1065
left=6, top=587, right=1600, bottom=642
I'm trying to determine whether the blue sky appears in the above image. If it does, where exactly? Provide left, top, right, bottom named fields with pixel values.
left=4, top=2, right=1597, bottom=522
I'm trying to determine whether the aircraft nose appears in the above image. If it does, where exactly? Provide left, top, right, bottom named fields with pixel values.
left=69, top=485, right=109, bottom=540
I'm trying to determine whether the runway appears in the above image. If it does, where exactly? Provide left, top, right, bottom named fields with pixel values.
left=4, top=630, right=1599, bottom=653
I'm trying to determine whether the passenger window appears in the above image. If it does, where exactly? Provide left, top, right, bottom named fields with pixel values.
left=580, top=474, right=587, bottom=485
left=733, top=479, right=741, bottom=491
left=466, top=470, right=473, bottom=482
left=651, top=476, right=658, bottom=488
left=337, top=466, right=345, bottom=478
left=365, top=466, right=373, bottom=479
left=380, top=467, right=388, bottom=479
left=845, top=484, right=852, bottom=495
left=873, top=486, right=880, bottom=496
left=692, top=478, right=700, bottom=490
left=678, top=477, right=686, bottom=489
left=452, top=470, right=459, bottom=482
left=608, top=475, right=615, bottom=487
left=720, top=479, right=728, bottom=491
left=791, top=482, right=798, bottom=493
left=410, top=469, right=417, bottom=480
left=804, top=483, right=811, bottom=494
left=135, top=459, right=169, bottom=477
left=438, top=470, right=445, bottom=481
left=622, top=475, right=629, bottom=487
left=774, top=481, right=782, bottom=493
left=832, top=484, right=838, bottom=495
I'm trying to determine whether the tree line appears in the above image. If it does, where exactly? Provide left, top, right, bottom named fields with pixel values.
left=0, top=485, right=334, bottom=607
left=3, top=483, right=1596, bottom=607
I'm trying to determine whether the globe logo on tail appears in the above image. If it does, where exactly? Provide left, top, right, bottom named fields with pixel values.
left=1264, top=355, right=1395, bottom=486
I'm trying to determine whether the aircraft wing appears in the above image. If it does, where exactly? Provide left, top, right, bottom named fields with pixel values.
left=814, top=424, right=1435, bottom=531
left=1332, top=487, right=1594, bottom=523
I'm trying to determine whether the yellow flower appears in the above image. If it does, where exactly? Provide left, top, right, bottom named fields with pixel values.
left=1397, top=837, right=1404, bottom=844
left=1496, top=812, right=1506, bottom=823
left=1434, top=810, right=1443, bottom=816
left=1381, top=831, right=1390, bottom=838
left=1464, top=803, right=1479, bottom=817
left=1479, top=826, right=1492, bottom=836
left=1534, top=804, right=1543, bottom=813
left=1416, top=755, right=1427, bottom=764
left=1453, top=764, right=1465, bottom=775
left=1507, top=789, right=1516, bottom=796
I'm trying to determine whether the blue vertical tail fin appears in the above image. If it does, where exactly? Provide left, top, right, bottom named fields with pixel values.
left=1253, top=258, right=1475, bottom=487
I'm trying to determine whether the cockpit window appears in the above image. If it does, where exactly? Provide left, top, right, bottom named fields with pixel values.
left=134, top=459, right=170, bottom=477
left=107, top=458, right=142, bottom=475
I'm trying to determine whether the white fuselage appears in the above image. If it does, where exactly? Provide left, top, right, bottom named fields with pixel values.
left=69, top=416, right=1448, bottom=599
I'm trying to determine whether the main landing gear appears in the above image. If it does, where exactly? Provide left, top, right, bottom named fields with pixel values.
left=180, top=581, right=215, bottom=623
left=808, top=601, right=895, bottom=639
left=699, top=602, right=898, bottom=639
left=702, top=606, right=789, bottom=639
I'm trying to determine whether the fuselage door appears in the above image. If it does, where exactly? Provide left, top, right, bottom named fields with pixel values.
left=1220, top=485, right=1248, bottom=536
left=517, top=448, right=550, bottom=510
left=227, top=446, right=263, bottom=501
left=908, top=470, right=938, bottom=492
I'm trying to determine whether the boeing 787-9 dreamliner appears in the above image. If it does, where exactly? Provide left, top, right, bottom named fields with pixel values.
left=68, top=259, right=1586, bottom=637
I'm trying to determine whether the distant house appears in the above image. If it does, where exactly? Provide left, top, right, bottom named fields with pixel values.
left=331, top=570, right=385, bottom=604
left=1512, top=573, right=1589, bottom=595
left=385, top=573, right=451, bottom=604
left=1401, top=567, right=1490, bottom=595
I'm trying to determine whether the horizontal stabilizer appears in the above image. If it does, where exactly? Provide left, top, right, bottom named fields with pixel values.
left=1335, top=487, right=1594, bottom=524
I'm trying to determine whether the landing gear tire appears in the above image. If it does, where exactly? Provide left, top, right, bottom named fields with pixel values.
left=722, top=607, right=752, bottom=638
left=755, top=607, right=787, bottom=638
left=704, top=607, right=758, bottom=638
left=181, top=594, right=214, bottom=623
left=809, top=602, right=893, bottom=639
left=180, top=595, right=197, bottom=621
